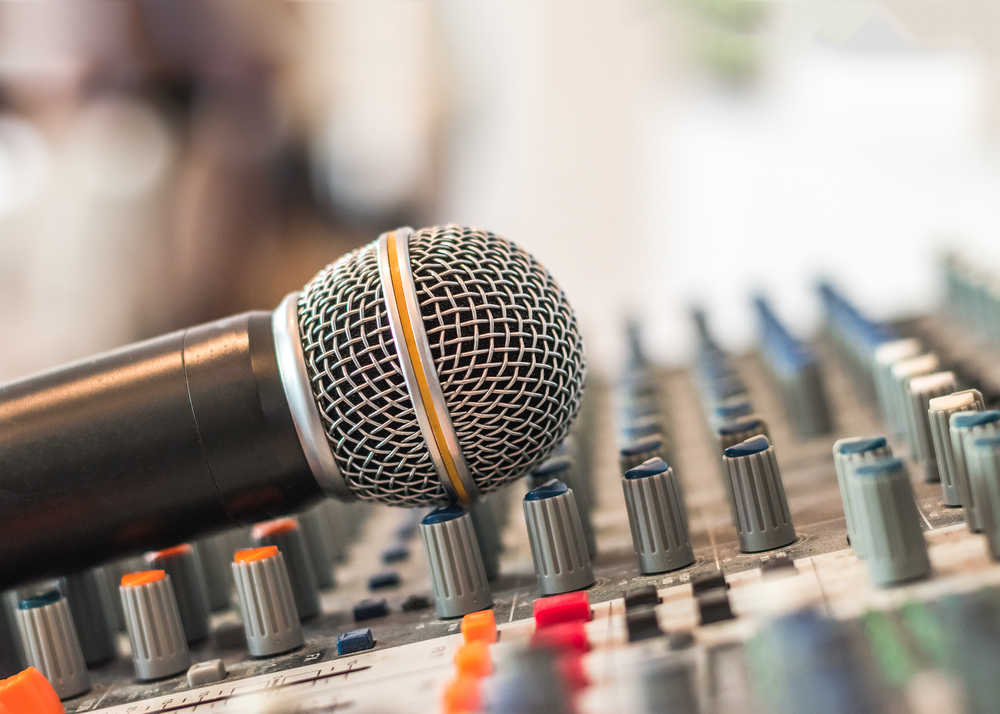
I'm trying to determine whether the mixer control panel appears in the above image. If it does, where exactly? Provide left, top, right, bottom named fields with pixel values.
left=6, top=255, right=1000, bottom=713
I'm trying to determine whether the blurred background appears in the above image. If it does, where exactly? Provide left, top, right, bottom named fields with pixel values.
left=2, top=0, right=1000, bottom=380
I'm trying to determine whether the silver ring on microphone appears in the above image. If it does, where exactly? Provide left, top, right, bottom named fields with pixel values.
left=378, top=227, right=478, bottom=505
left=272, top=292, right=354, bottom=501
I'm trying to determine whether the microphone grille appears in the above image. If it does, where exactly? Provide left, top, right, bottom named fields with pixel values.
left=297, top=225, right=586, bottom=506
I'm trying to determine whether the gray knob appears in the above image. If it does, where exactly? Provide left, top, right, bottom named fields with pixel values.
left=104, top=556, right=146, bottom=632
left=232, top=546, right=304, bottom=656
left=16, top=590, right=91, bottom=699
left=717, top=417, right=770, bottom=452
left=851, top=458, right=930, bottom=587
left=298, top=505, right=336, bottom=589
left=523, top=480, right=595, bottom=595
left=779, top=360, right=834, bottom=439
left=950, top=410, right=1000, bottom=532
left=529, top=458, right=596, bottom=557
left=419, top=505, right=493, bottom=618
left=622, top=458, right=695, bottom=574
left=58, top=568, right=117, bottom=666
left=872, top=339, right=921, bottom=431
left=905, top=371, right=957, bottom=482
left=321, top=500, right=351, bottom=563
left=890, top=354, right=939, bottom=448
left=252, top=518, right=320, bottom=621
left=193, top=535, right=234, bottom=611
left=145, top=544, right=211, bottom=644
left=620, top=436, right=665, bottom=474
left=469, top=496, right=503, bottom=581
left=928, top=389, right=984, bottom=505
left=833, top=436, right=893, bottom=559
left=722, top=436, right=796, bottom=553
left=119, top=571, right=190, bottom=680
left=968, top=435, right=1000, bottom=561
left=0, top=593, right=22, bottom=679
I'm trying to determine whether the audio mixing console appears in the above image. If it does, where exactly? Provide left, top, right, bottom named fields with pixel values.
left=6, top=256, right=1000, bottom=714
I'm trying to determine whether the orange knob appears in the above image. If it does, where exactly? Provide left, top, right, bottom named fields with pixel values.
left=0, top=667, right=64, bottom=714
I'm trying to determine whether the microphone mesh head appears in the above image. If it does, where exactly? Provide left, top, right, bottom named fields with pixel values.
left=297, top=226, right=586, bottom=506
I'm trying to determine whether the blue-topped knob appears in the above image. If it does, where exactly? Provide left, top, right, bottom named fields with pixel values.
left=622, top=458, right=694, bottom=574
left=719, top=419, right=770, bottom=452
left=419, top=505, right=492, bottom=618
left=833, top=436, right=893, bottom=559
left=523, top=479, right=594, bottom=595
left=620, top=435, right=664, bottom=474
left=851, top=458, right=930, bottom=587
left=967, top=436, right=1000, bottom=561
left=15, top=589, right=91, bottom=699
left=951, top=410, right=1000, bottom=532
left=722, top=436, right=796, bottom=553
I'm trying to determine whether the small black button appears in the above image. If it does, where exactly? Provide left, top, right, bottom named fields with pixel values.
left=368, top=572, right=401, bottom=591
left=381, top=546, right=410, bottom=564
left=353, top=598, right=390, bottom=622
left=668, top=631, right=695, bottom=650
left=400, top=594, right=432, bottom=612
left=691, top=571, right=728, bottom=596
left=626, top=608, right=663, bottom=642
left=624, top=585, right=662, bottom=611
left=761, top=556, right=795, bottom=577
left=697, top=590, right=735, bottom=625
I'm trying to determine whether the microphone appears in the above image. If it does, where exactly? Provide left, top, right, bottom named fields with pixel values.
left=0, top=225, right=586, bottom=588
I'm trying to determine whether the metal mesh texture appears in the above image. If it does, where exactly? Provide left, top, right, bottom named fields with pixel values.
left=297, top=225, right=586, bottom=506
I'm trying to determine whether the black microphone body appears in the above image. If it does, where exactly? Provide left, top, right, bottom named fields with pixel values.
left=0, top=225, right=587, bottom=590
left=0, top=312, right=322, bottom=588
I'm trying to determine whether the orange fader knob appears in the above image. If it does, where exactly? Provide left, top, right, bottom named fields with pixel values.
left=0, top=667, right=65, bottom=714
left=461, top=610, right=497, bottom=644
left=442, top=675, right=481, bottom=714
left=453, top=641, right=492, bottom=678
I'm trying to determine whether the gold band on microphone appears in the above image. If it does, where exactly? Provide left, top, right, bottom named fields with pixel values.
left=378, top=228, right=477, bottom=504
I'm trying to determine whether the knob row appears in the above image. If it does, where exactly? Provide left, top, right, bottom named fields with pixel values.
left=754, top=297, right=833, bottom=439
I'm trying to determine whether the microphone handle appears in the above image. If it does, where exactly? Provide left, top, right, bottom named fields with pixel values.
left=0, top=312, right=323, bottom=588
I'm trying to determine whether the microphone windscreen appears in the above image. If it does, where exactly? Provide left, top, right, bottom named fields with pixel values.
left=297, top=225, right=586, bottom=506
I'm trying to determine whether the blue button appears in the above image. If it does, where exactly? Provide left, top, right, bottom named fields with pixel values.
left=724, top=435, right=770, bottom=458
left=368, top=572, right=401, bottom=591
left=337, top=628, right=375, bottom=656
left=620, top=437, right=663, bottom=457
left=625, top=422, right=662, bottom=440
left=972, top=435, right=1000, bottom=450
left=353, top=598, right=390, bottom=622
left=381, top=545, right=410, bottom=564
left=18, top=589, right=61, bottom=610
left=715, top=401, right=753, bottom=421
left=524, top=479, right=569, bottom=501
left=718, top=419, right=762, bottom=437
left=625, top=457, right=670, bottom=480
left=838, top=437, right=887, bottom=455
left=953, top=411, right=1000, bottom=429
left=854, top=457, right=904, bottom=477
left=422, top=504, right=465, bottom=526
